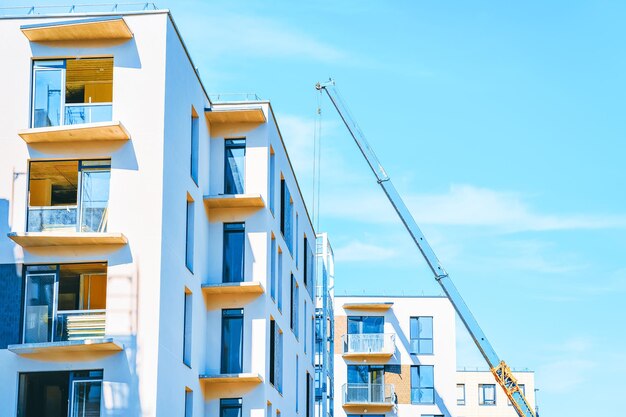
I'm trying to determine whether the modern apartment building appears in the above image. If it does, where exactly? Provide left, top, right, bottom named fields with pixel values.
left=315, top=233, right=335, bottom=417
left=333, top=295, right=457, bottom=417
left=0, top=5, right=316, bottom=417
left=456, top=370, right=536, bottom=417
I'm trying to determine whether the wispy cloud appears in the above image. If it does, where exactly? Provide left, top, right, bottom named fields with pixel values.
left=536, top=337, right=597, bottom=394
left=334, top=240, right=398, bottom=262
left=322, top=184, right=626, bottom=233
left=181, top=13, right=347, bottom=63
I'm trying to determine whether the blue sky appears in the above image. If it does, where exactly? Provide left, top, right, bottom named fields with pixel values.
left=9, top=0, right=626, bottom=415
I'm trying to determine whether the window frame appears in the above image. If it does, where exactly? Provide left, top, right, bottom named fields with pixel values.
left=410, top=365, right=435, bottom=405
left=223, top=138, right=246, bottom=195
left=479, top=383, right=497, bottom=406
left=409, top=316, right=434, bottom=355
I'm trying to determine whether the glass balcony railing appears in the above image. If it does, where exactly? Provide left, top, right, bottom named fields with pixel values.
left=342, top=333, right=395, bottom=355
left=342, top=383, right=395, bottom=405
left=27, top=206, right=78, bottom=232
left=64, top=103, right=112, bottom=125
left=54, top=310, right=106, bottom=342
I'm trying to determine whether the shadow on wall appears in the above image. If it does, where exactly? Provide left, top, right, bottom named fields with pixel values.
left=0, top=199, right=15, bottom=260
left=387, top=310, right=456, bottom=417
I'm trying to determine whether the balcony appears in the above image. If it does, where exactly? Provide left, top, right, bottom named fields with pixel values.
left=21, top=16, right=133, bottom=42
left=342, top=383, right=395, bottom=411
left=343, top=302, right=394, bottom=311
left=342, top=333, right=395, bottom=361
left=9, top=310, right=122, bottom=358
left=203, top=194, right=265, bottom=210
left=19, top=120, right=129, bottom=144
left=202, top=281, right=264, bottom=296
left=204, top=106, right=266, bottom=124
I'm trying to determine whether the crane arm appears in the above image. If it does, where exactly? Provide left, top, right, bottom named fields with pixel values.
left=316, top=80, right=536, bottom=417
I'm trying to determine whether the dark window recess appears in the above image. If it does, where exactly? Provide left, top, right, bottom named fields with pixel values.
left=221, top=309, right=244, bottom=374
left=220, top=398, right=242, bottom=417
left=222, top=223, right=245, bottom=283
left=224, top=139, right=245, bottom=194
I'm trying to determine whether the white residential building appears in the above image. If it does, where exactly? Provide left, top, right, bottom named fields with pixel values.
left=0, top=5, right=316, bottom=417
left=333, top=296, right=457, bottom=417
left=456, top=370, right=536, bottom=417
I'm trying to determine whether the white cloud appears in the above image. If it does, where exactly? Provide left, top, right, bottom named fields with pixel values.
left=181, top=13, right=347, bottom=63
left=322, top=184, right=626, bottom=233
left=334, top=240, right=397, bottom=262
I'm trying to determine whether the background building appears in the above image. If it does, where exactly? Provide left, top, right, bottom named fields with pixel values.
left=0, top=6, right=315, bottom=417
left=333, top=295, right=457, bottom=417
left=456, top=369, right=536, bottom=417
left=315, top=233, right=335, bottom=417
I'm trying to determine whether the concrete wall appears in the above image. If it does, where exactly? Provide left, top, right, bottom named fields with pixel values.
left=333, top=296, right=457, bottom=417
left=0, top=11, right=170, bottom=417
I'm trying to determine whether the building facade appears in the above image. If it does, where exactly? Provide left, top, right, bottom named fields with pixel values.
left=333, top=296, right=457, bottom=417
left=0, top=6, right=315, bottom=417
left=456, top=370, right=536, bottom=417
left=315, top=233, right=335, bottom=417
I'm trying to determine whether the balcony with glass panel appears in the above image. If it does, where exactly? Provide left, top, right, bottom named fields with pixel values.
left=17, top=58, right=129, bottom=144
left=341, top=333, right=396, bottom=360
left=342, top=383, right=395, bottom=410
left=8, top=160, right=127, bottom=248
left=8, top=263, right=123, bottom=358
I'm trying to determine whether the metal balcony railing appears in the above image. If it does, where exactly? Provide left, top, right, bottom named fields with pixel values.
left=342, top=383, right=395, bottom=405
left=27, top=205, right=108, bottom=233
left=65, top=103, right=112, bottom=125
left=342, top=333, right=395, bottom=355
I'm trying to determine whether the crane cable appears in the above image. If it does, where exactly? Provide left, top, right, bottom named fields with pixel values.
left=312, top=88, right=323, bottom=231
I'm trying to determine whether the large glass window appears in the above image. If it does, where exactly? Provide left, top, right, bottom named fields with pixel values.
left=224, top=139, right=245, bottom=194
left=410, top=316, right=433, bottom=354
left=222, top=223, right=245, bottom=283
left=346, top=365, right=385, bottom=403
left=184, top=389, right=193, bottom=417
left=183, top=291, right=192, bottom=366
left=347, top=316, right=384, bottom=334
left=410, top=365, right=434, bottom=404
left=270, top=236, right=276, bottom=302
left=303, top=237, right=314, bottom=294
left=32, top=58, right=113, bottom=128
left=268, top=320, right=283, bottom=392
left=291, top=274, right=299, bottom=337
left=277, top=249, right=283, bottom=311
left=220, top=398, right=242, bottom=417
left=23, top=263, right=107, bottom=344
left=221, top=309, right=243, bottom=374
left=479, top=384, right=496, bottom=405
left=190, top=113, right=199, bottom=184
left=185, top=200, right=194, bottom=272
left=28, top=160, right=110, bottom=233
left=280, top=179, right=293, bottom=253
left=18, top=370, right=102, bottom=417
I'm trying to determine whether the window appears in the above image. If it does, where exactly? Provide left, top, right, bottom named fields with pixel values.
left=508, top=384, right=525, bottom=406
left=410, top=316, right=433, bottom=354
left=224, top=139, right=245, bottom=194
left=277, top=249, right=283, bottom=311
left=266, top=402, right=272, bottom=417
left=479, top=384, right=496, bottom=405
left=306, top=372, right=313, bottom=417
left=296, top=355, right=299, bottom=412
left=295, top=212, right=299, bottom=267
left=28, top=160, right=111, bottom=233
left=291, top=274, right=299, bottom=337
left=304, top=302, right=307, bottom=353
left=280, top=179, right=293, bottom=253
left=457, top=383, right=465, bottom=406
left=221, top=309, right=243, bottom=374
left=18, top=370, right=103, bottom=417
left=223, top=223, right=245, bottom=283
left=269, top=149, right=275, bottom=214
left=269, top=319, right=283, bottom=392
left=347, top=316, right=384, bottom=334
left=310, top=315, right=315, bottom=366
left=410, top=365, right=434, bottom=404
left=183, top=290, right=192, bottom=366
left=32, top=58, right=113, bottom=128
left=346, top=365, right=385, bottom=403
left=303, top=237, right=314, bottom=295
left=185, top=389, right=193, bottom=417
left=186, top=199, right=194, bottom=272
left=190, top=111, right=199, bottom=184
left=220, top=398, right=242, bottom=417
left=421, top=415, right=444, bottom=417
left=23, top=263, right=107, bottom=344
left=270, top=235, right=277, bottom=302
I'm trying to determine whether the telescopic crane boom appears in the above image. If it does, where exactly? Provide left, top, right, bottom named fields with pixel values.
left=316, top=79, right=536, bottom=417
